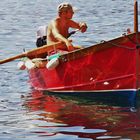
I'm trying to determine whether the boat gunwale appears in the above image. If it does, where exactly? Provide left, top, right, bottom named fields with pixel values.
left=59, top=32, right=139, bottom=62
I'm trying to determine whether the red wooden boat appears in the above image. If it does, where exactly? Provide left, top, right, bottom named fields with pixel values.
left=27, top=1, right=140, bottom=104
left=28, top=32, right=140, bottom=93
left=0, top=1, right=139, bottom=106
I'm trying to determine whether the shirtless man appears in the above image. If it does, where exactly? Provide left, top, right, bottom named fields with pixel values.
left=47, top=2, right=87, bottom=51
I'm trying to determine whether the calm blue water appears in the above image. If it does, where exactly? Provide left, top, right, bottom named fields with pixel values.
left=0, top=0, right=140, bottom=139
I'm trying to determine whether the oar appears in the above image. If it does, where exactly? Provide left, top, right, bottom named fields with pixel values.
left=0, top=42, right=65, bottom=64
left=0, top=29, right=81, bottom=65
left=0, top=53, right=26, bottom=64
left=67, top=29, right=80, bottom=38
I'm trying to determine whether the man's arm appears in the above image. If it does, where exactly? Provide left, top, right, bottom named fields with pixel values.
left=68, top=20, right=88, bottom=32
left=51, top=21, right=74, bottom=51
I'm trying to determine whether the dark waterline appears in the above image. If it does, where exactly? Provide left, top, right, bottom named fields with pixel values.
left=0, top=0, right=140, bottom=139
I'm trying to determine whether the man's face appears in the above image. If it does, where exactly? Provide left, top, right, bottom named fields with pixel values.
left=66, top=9, right=74, bottom=19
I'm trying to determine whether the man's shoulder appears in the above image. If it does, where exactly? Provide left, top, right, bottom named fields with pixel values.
left=47, top=19, right=55, bottom=27
left=49, top=18, right=60, bottom=25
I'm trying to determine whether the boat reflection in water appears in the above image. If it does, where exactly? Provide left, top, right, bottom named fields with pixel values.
left=22, top=90, right=140, bottom=140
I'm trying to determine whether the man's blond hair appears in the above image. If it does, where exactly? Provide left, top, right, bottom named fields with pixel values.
left=57, top=2, right=73, bottom=14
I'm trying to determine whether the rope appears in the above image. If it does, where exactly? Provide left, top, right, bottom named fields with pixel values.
left=122, top=33, right=137, bottom=45
left=101, top=40, right=136, bottom=50
left=53, top=44, right=57, bottom=53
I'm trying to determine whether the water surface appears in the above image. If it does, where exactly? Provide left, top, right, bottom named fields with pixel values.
left=0, top=0, right=140, bottom=139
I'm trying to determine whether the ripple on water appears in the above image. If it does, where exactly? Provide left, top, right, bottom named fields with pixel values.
left=0, top=0, right=140, bottom=140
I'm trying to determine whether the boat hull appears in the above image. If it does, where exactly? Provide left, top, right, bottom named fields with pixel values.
left=44, top=90, right=138, bottom=107
left=28, top=33, right=140, bottom=94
